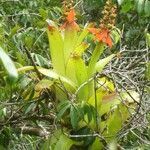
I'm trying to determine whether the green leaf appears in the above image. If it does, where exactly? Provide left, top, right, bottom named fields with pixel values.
left=47, top=130, right=82, bottom=149
left=146, top=33, right=150, bottom=47
left=137, top=0, right=145, bottom=14
left=38, top=68, right=77, bottom=89
left=89, top=137, right=103, bottom=150
left=0, top=107, right=6, bottom=118
left=57, top=102, right=70, bottom=120
left=144, top=0, right=150, bottom=16
left=84, top=104, right=93, bottom=123
left=145, top=62, right=150, bottom=80
left=100, top=90, right=139, bottom=116
left=0, top=47, right=18, bottom=83
left=54, top=134, right=75, bottom=150
left=21, top=84, right=35, bottom=101
left=25, top=102, right=37, bottom=114
left=76, top=25, right=89, bottom=46
left=35, top=79, right=53, bottom=92
left=121, top=0, right=133, bottom=13
left=74, top=58, right=87, bottom=85
left=73, top=42, right=89, bottom=56
left=106, top=104, right=130, bottom=137
left=87, top=43, right=105, bottom=98
left=88, top=43, right=105, bottom=78
left=31, top=53, right=50, bottom=67
left=95, top=54, right=115, bottom=73
left=111, top=28, right=121, bottom=44
left=9, top=25, right=21, bottom=37
left=41, top=138, right=51, bottom=150
left=70, top=105, right=79, bottom=129
left=18, top=66, right=77, bottom=89
left=117, top=0, right=124, bottom=5
left=66, top=57, right=78, bottom=84
left=39, top=8, right=48, bottom=20
left=63, top=27, right=78, bottom=65
left=66, top=56, right=88, bottom=101
left=47, top=22, right=65, bottom=75
left=57, top=100, right=70, bottom=111
left=75, top=59, right=89, bottom=101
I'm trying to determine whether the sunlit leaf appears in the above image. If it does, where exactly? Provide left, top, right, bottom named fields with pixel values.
left=66, top=56, right=88, bottom=101
left=146, top=33, right=150, bottom=47
left=111, top=28, right=121, bottom=44
left=39, top=8, right=48, bottom=19
left=87, top=43, right=105, bottom=98
left=35, top=79, right=53, bottom=92
left=88, top=43, right=105, bottom=77
left=95, top=54, right=115, bottom=73
left=0, top=47, right=18, bottom=82
left=54, top=134, right=75, bottom=150
left=73, top=42, right=89, bottom=56
left=104, top=104, right=130, bottom=138
left=145, top=62, right=150, bottom=80
left=76, top=25, right=89, bottom=46
left=89, top=137, right=103, bottom=150
left=9, top=25, right=21, bottom=37
left=63, top=26, right=78, bottom=65
left=18, top=66, right=77, bottom=89
left=47, top=22, right=65, bottom=75
left=31, top=53, right=50, bottom=67
left=66, top=58, right=77, bottom=84
left=22, top=83, right=35, bottom=100
left=45, top=130, right=80, bottom=150
left=39, top=68, right=77, bottom=89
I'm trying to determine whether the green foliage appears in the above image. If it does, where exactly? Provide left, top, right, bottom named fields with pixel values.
left=117, top=0, right=150, bottom=16
left=0, top=0, right=149, bottom=149
left=0, top=47, right=18, bottom=83
left=146, top=33, right=150, bottom=47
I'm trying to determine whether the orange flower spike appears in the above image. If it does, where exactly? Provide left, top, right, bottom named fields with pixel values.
left=105, top=33, right=112, bottom=48
left=66, top=8, right=76, bottom=23
left=88, top=28, right=113, bottom=48
left=88, top=28, right=100, bottom=35
left=61, top=8, right=79, bottom=30
left=99, top=29, right=112, bottom=48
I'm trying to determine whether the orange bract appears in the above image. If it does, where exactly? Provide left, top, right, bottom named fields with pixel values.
left=48, top=25, right=55, bottom=31
left=61, top=8, right=79, bottom=30
left=66, top=9, right=76, bottom=23
left=88, top=28, right=112, bottom=48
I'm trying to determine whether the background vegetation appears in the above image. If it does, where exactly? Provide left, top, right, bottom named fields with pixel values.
left=0, top=0, right=150, bottom=149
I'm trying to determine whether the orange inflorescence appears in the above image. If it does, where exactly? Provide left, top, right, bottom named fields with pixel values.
left=88, top=28, right=112, bottom=48
left=88, top=0, right=117, bottom=48
left=61, top=8, right=79, bottom=30
left=61, top=0, right=79, bottom=30
left=100, top=0, right=117, bottom=30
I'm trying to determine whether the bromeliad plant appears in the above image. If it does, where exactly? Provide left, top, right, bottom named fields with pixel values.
left=18, top=0, right=139, bottom=149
